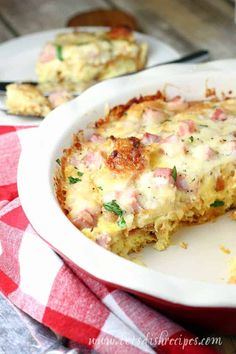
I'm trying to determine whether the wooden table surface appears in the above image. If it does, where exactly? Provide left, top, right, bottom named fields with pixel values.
left=0, top=0, right=236, bottom=353
left=0, top=0, right=236, bottom=58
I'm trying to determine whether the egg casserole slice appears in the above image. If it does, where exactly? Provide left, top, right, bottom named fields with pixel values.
left=5, top=84, right=73, bottom=118
left=36, top=27, right=148, bottom=87
left=56, top=93, right=236, bottom=257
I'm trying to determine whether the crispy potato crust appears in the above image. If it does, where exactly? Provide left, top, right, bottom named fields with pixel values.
left=106, top=137, right=145, bottom=173
left=95, top=91, right=163, bottom=128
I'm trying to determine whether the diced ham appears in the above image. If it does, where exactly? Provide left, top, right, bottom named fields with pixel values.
left=141, top=132, right=161, bottom=145
left=161, top=134, right=179, bottom=144
left=154, top=167, right=172, bottom=178
left=231, top=141, right=236, bottom=156
left=154, top=168, right=174, bottom=185
left=206, top=147, right=217, bottom=160
left=142, top=107, right=166, bottom=125
left=166, top=96, right=188, bottom=112
left=39, top=44, right=56, bottom=63
left=211, top=108, right=227, bottom=121
left=70, top=156, right=80, bottom=168
left=89, top=134, right=105, bottom=144
left=96, top=233, right=111, bottom=249
left=176, top=175, right=189, bottom=191
left=116, top=189, right=141, bottom=214
left=192, top=145, right=217, bottom=161
left=48, top=89, right=72, bottom=108
left=73, top=209, right=97, bottom=229
left=70, top=150, right=104, bottom=169
left=178, top=120, right=197, bottom=136
left=215, top=176, right=225, bottom=191
left=129, top=191, right=141, bottom=213
left=82, top=151, right=103, bottom=169
left=160, top=135, right=186, bottom=156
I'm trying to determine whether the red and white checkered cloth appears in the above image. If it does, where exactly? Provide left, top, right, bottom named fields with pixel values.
left=0, top=125, right=218, bottom=354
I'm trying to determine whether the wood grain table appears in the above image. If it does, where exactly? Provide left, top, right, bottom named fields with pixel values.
left=0, top=0, right=236, bottom=353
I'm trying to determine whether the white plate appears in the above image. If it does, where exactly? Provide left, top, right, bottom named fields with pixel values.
left=18, top=60, right=236, bottom=308
left=0, top=27, right=179, bottom=126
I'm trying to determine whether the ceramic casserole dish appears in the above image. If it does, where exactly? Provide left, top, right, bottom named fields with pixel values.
left=18, top=60, right=236, bottom=333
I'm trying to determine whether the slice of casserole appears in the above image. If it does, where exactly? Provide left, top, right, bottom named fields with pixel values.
left=6, top=84, right=73, bottom=117
left=6, top=84, right=51, bottom=117
left=36, top=27, right=148, bottom=87
left=56, top=93, right=236, bottom=257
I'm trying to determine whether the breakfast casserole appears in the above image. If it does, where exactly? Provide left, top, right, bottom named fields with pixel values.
left=56, top=92, right=236, bottom=257
left=36, top=27, right=148, bottom=87
left=6, top=83, right=52, bottom=117
left=6, top=28, right=148, bottom=118
left=6, top=84, right=73, bottom=117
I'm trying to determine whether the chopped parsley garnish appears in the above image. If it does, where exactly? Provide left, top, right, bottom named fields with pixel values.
left=172, top=166, right=177, bottom=181
left=98, top=186, right=103, bottom=191
left=103, top=200, right=127, bottom=229
left=56, top=158, right=61, bottom=166
left=200, top=124, right=208, bottom=128
left=104, top=200, right=123, bottom=216
left=210, top=199, right=224, bottom=208
left=56, top=45, right=63, bottom=61
left=189, top=136, right=194, bottom=143
left=117, top=216, right=127, bottom=229
left=74, top=167, right=83, bottom=177
left=68, top=176, right=81, bottom=184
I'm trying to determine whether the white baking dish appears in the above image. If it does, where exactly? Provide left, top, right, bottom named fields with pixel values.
left=18, top=60, right=236, bottom=317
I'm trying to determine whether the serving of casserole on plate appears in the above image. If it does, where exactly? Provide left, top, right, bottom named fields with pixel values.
left=5, top=26, right=148, bottom=118
left=36, top=26, right=148, bottom=86
left=18, top=61, right=236, bottom=332
left=0, top=26, right=178, bottom=124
